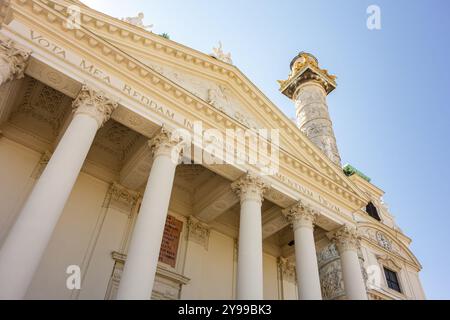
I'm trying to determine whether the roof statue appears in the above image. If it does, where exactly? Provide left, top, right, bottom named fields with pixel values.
left=122, top=12, right=153, bottom=31
left=211, top=41, right=233, bottom=64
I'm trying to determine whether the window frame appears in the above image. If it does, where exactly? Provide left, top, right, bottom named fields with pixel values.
left=383, top=267, right=402, bottom=293
left=366, top=201, right=382, bottom=221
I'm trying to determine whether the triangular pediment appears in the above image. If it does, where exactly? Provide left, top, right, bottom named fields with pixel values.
left=5, top=0, right=369, bottom=210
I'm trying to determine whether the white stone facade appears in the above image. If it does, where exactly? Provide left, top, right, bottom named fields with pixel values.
left=0, top=0, right=425, bottom=300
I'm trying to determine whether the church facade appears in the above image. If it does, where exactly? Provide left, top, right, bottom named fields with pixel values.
left=0, top=0, right=425, bottom=300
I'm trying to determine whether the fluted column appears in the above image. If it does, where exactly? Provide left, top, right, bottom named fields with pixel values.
left=0, top=35, right=31, bottom=87
left=0, top=85, right=117, bottom=299
left=231, top=173, right=268, bottom=300
left=116, top=128, right=182, bottom=300
left=283, top=201, right=322, bottom=300
left=332, top=226, right=368, bottom=300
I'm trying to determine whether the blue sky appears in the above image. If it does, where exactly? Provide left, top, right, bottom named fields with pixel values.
left=82, top=0, right=450, bottom=299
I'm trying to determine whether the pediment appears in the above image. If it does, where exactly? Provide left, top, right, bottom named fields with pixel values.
left=4, top=0, right=369, bottom=210
left=358, top=222, right=421, bottom=270
left=66, top=2, right=360, bottom=181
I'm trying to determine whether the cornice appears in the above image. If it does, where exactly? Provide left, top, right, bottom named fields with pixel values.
left=8, top=0, right=367, bottom=211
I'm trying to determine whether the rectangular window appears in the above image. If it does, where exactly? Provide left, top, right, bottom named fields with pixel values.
left=384, top=267, right=401, bottom=293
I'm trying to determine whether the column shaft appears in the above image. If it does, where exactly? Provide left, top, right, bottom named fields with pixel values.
left=293, top=225, right=322, bottom=300
left=283, top=201, right=322, bottom=300
left=0, top=115, right=98, bottom=299
left=116, top=129, right=181, bottom=300
left=0, top=86, right=116, bottom=299
left=332, top=226, right=368, bottom=300
left=340, top=249, right=367, bottom=300
left=237, top=198, right=263, bottom=300
left=232, top=174, right=267, bottom=300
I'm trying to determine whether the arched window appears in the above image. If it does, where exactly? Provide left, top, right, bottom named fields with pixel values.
left=366, top=202, right=381, bottom=221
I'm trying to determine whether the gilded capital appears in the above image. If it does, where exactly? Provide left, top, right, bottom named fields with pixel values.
left=278, top=52, right=336, bottom=99
left=282, top=200, right=318, bottom=230
left=149, top=126, right=183, bottom=162
left=0, top=35, right=31, bottom=86
left=330, top=225, right=361, bottom=253
left=231, top=173, right=268, bottom=204
left=72, top=85, right=118, bottom=128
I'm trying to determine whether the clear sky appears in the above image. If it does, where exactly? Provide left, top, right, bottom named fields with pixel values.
left=81, top=0, right=450, bottom=299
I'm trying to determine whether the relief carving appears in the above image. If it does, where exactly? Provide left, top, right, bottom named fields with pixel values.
left=0, top=35, right=31, bottom=86
left=317, top=243, right=345, bottom=300
left=186, top=216, right=210, bottom=250
left=146, top=60, right=260, bottom=129
left=278, top=257, right=296, bottom=283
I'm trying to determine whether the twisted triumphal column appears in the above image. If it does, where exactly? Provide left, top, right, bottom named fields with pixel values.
left=279, top=52, right=341, bottom=166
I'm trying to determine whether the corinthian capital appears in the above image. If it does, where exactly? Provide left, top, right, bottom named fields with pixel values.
left=0, top=35, right=31, bottom=86
left=282, top=200, right=317, bottom=230
left=149, top=127, right=183, bottom=162
left=72, top=85, right=118, bottom=128
left=231, top=173, right=268, bottom=204
left=330, top=225, right=361, bottom=253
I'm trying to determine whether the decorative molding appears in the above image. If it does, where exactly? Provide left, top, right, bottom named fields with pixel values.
left=106, top=182, right=140, bottom=214
left=0, top=34, right=31, bottom=85
left=278, top=257, right=296, bottom=283
left=377, top=254, right=402, bottom=272
left=358, top=224, right=414, bottom=265
left=72, top=85, right=118, bottom=128
left=282, top=200, right=318, bottom=230
left=93, top=120, right=142, bottom=162
left=375, top=231, right=393, bottom=251
left=186, top=216, right=210, bottom=250
left=11, top=78, right=71, bottom=137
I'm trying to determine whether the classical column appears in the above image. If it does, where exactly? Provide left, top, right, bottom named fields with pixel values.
left=116, top=128, right=182, bottom=300
left=0, top=85, right=117, bottom=299
left=231, top=173, right=268, bottom=300
left=0, top=35, right=31, bottom=87
left=283, top=201, right=322, bottom=300
left=331, top=225, right=368, bottom=300
left=278, top=52, right=341, bottom=165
